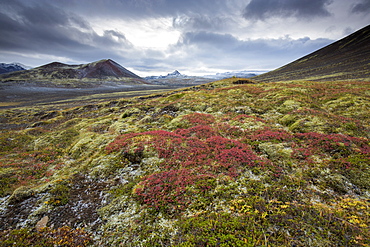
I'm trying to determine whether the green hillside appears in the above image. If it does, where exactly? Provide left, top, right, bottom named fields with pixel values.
left=0, top=77, right=369, bottom=246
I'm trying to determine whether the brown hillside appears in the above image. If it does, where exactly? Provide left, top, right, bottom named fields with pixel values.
left=253, top=24, right=370, bottom=82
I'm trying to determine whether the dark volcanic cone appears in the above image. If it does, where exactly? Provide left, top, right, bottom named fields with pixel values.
left=81, top=59, right=141, bottom=79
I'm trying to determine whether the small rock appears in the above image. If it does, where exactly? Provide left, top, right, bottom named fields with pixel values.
left=36, top=216, right=49, bottom=231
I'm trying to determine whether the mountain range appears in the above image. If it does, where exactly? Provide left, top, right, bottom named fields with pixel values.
left=146, top=69, right=260, bottom=81
left=0, top=63, right=28, bottom=74
left=145, top=70, right=183, bottom=80
left=145, top=70, right=214, bottom=85
left=0, top=59, right=145, bottom=86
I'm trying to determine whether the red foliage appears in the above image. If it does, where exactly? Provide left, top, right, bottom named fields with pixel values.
left=292, top=132, right=370, bottom=159
left=174, top=125, right=216, bottom=139
left=181, top=113, right=215, bottom=126
left=232, top=114, right=266, bottom=123
left=214, top=123, right=246, bottom=139
left=106, top=130, right=183, bottom=153
left=247, top=128, right=293, bottom=142
left=134, top=169, right=214, bottom=212
left=107, top=125, right=264, bottom=211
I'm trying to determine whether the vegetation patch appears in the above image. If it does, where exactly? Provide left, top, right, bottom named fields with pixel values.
left=0, top=78, right=369, bottom=246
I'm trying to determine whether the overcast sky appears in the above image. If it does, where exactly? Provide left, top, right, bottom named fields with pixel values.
left=0, top=0, right=369, bottom=76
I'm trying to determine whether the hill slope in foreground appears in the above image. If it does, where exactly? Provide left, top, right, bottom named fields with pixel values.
left=0, top=30, right=369, bottom=246
left=253, top=24, right=370, bottom=82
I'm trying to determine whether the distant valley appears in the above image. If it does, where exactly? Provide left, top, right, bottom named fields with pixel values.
left=0, top=59, right=189, bottom=108
left=0, top=59, right=264, bottom=108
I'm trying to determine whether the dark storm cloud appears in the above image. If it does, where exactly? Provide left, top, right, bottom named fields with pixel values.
left=243, top=0, right=333, bottom=20
left=0, top=0, right=133, bottom=63
left=54, top=0, right=228, bottom=20
left=351, top=0, right=370, bottom=13
left=155, top=0, right=227, bottom=16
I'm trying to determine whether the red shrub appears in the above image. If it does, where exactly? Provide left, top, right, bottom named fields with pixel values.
left=293, top=132, right=370, bottom=158
left=247, top=128, right=293, bottom=142
left=174, top=125, right=216, bottom=139
left=107, top=126, right=265, bottom=211
left=181, top=113, right=215, bottom=126
left=134, top=169, right=213, bottom=212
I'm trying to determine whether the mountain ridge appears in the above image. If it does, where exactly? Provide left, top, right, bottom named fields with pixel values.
left=0, top=62, right=27, bottom=74
left=0, top=59, right=144, bottom=86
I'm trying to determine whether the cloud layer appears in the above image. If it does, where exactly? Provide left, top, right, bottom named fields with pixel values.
left=0, top=0, right=369, bottom=76
left=243, top=0, right=333, bottom=20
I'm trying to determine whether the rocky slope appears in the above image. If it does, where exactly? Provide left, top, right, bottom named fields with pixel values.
left=253, top=24, right=370, bottom=82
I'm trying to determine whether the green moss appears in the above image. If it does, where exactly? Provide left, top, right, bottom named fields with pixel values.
left=121, top=107, right=141, bottom=118
left=165, top=115, right=190, bottom=130
left=8, top=186, right=35, bottom=204
left=47, top=181, right=71, bottom=206
left=0, top=133, right=33, bottom=152
left=258, top=142, right=293, bottom=161
left=167, top=92, right=186, bottom=101
left=32, top=127, right=79, bottom=150
left=67, top=132, right=111, bottom=159
left=340, top=155, right=370, bottom=190
left=278, top=99, right=301, bottom=113
left=54, top=128, right=80, bottom=148
left=279, top=114, right=299, bottom=127
left=0, top=226, right=92, bottom=246
left=0, top=228, right=53, bottom=247
left=174, top=212, right=256, bottom=247
left=0, top=168, right=17, bottom=196
left=89, top=153, right=125, bottom=179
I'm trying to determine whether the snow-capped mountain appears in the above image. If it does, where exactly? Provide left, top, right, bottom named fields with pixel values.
left=0, top=62, right=28, bottom=74
left=145, top=70, right=184, bottom=80
left=145, top=70, right=214, bottom=85
left=166, top=70, right=182, bottom=78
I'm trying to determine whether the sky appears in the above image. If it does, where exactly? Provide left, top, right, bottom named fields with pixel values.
left=0, top=0, right=369, bottom=76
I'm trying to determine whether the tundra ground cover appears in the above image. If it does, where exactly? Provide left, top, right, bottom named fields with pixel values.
left=0, top=78, right=369, bottom=246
